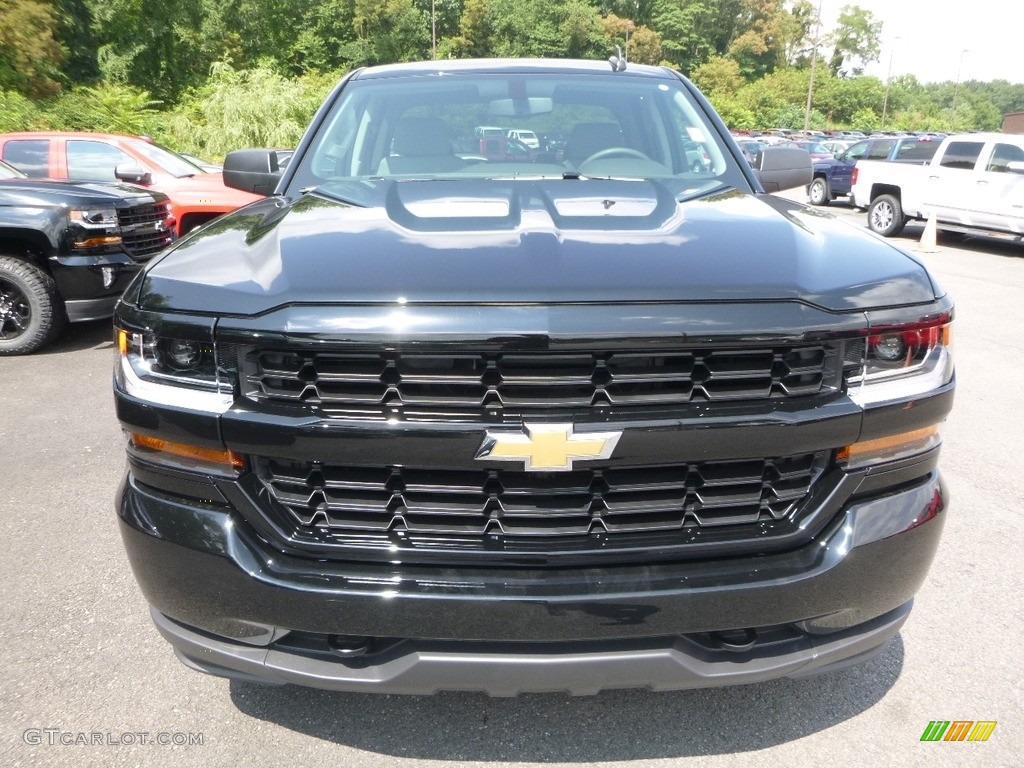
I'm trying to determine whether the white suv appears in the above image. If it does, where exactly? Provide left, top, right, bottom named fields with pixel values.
left=506, top=129, right=539, bottom=149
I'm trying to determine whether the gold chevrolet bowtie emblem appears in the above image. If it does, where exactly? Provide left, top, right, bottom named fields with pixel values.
left=475, top=423, right=622, bottom=472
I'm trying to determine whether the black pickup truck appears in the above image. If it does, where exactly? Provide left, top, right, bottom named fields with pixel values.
left=0, top=159, right=174, bottom=354
left=113, top=58, right=954, bottom=695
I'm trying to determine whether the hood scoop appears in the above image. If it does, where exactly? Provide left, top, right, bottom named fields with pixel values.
left=384, top=178, right=681, bottom=233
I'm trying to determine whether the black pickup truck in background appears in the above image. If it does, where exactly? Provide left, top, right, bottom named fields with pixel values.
left=0, top=159, right=174, bottom=354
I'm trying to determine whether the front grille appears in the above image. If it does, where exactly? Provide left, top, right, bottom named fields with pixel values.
left=118, top=203, right=173, bottom=258
left=245, top=346, right=833, bottom=415
left=255, top=453, right=826, bottom=543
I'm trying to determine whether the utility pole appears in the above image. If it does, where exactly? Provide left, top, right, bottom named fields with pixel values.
left=431, top=0, right=437, bottom=60
left=881, top=36, right=900, bottom=129
left=951, top=49, right=969, bottom=121
left=803, top=0, right=824, bottom=132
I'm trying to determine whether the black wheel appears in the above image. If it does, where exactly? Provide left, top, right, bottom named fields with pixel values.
left=808, top=177, right=830, bottom=206
left=0, top=255, right=65, bottom=355
left=691, top=160, right=704, bottom=172
left=868, top=194, right=907, bottom=237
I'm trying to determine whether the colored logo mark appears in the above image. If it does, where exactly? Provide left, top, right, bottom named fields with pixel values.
left=920, top=721, right=997, bottom=742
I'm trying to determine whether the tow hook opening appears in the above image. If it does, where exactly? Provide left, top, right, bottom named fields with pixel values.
left=710, top=628, right=758, bottom=652
left=328, top=635, right=372, bottom=657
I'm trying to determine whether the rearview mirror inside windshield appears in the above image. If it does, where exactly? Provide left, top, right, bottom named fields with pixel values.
left=488, top=97, right=554, bottom=117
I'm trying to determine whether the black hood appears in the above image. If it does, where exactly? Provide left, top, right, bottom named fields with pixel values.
left=0, top=177, right=166, bottom=206
left=137, top=179, right=938, bottom=315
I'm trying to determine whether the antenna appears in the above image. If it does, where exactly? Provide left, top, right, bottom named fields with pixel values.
left=607, top=46, right=627, bottom=72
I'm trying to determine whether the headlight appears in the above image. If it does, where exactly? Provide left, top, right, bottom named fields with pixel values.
left=115, top=327, right=236, bottom=412
left=69, top=207, right=118, bottom=228
left=848, top=315, right=953, bottom=406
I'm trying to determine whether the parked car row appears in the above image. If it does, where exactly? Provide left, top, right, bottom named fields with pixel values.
left=806, top=136, right=942, bottom=206
left=852, top=132, right=1024, bottom=238
left=0, top=158, right=175, bottom=354
left=0, top=132, right=259, bottom=236
left=0, top=131, right=263, bottom=353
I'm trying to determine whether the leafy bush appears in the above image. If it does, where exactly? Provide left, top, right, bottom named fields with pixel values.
left=41, top=84, right=161, bottom=134
left=0, top=90, right=41, bottom=131
left=155, top=62, right=339, bottom=160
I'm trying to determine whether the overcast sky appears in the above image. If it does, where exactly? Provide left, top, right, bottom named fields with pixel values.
left=819, top=1, right=1023, bottom=84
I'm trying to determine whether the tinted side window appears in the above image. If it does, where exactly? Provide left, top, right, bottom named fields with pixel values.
left=896, top=140, right=940, bottom=162
left=985, top=143, right=1024, bottom=173
left=866, top=140, right=895, bottom=160
left=2, top=140, right=50, bottom=177
left=939, top=141, right=984, bottom=170
left=66, top=140, right=134, bottom=181
left=844, top=141, right=868, bottom=160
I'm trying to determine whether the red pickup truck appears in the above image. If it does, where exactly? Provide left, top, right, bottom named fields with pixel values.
left=0, top=132, right=262, bottom=236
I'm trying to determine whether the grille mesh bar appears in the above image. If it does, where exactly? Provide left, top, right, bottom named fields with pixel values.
left=246, top=346, right=832, bottom=413
left=255, top=453, right=825, bottom=540
left=117, top=203, right=173, bottom=258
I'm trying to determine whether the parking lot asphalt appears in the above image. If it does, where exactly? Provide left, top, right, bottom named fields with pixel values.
left=1, top=195, right=1022, bottom=767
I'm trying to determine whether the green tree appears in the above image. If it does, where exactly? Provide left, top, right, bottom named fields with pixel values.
left=691, top=55, right=743, bottom=96
left=87, top=0, right=207, bottom=101
left=353, top=0, right=430, bottom=64
left=54, top=0, right=99, bottom=85
left=459, top=0, right=490, bottom=57
left=828, top=4, right=882, bottom=77
left=0, top=0, right=64, bottom=97
left=557, top=0, right=606, bottom=59
left=784, top=0, right=817, bottom=67
left=707, top=94, right=757, bottom=129
left=727, top=0, right=801, bottom=80
left=602, top=13, right=663, bottom=65
left=43, top=83, right=160, bottom=133
left=651, top=0, right=715, bottom=73
left=0, top=89, right=42, bottom=130
left=600, top=0, right=659, bottom=27
left=850, top=106, right=878, bottom=131
left=157, top=63, right=335, bottom=159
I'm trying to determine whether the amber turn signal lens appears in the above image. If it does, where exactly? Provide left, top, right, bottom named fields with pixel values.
left=837, top=425, right=940, bottom=465
left=130, top=432, right=244, bottom=471
left=73, top=236, right=123, bottom=248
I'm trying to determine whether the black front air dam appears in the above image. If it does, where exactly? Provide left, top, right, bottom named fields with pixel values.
left=118, top=471, right=946, bottom=693
left=155, top=601, right=912, bottom=695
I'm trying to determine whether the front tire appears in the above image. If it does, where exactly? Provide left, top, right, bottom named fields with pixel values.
left=0, top=256, right=65, bottom=355
left=868, top=194, right=907, bottom=237
left=808, top=177, right=830, bottom=206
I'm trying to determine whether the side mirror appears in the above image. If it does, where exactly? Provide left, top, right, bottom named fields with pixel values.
left=223, top=149, right=288, bottom=195
left=1006, top=161, right=1024, bottom=175
left=115, top=164, right=152, bottom=185
left=755, top=146, right=813, bottom=192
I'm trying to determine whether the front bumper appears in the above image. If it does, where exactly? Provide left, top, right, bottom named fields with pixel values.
left=50, top=254, right=145, bottom=323
left=119, top=469, right=946, bottom=694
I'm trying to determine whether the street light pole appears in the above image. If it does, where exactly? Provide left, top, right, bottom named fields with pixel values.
left=803, top=0, right=824, bottom=132
left=881, top=36, right=900, bottom=129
